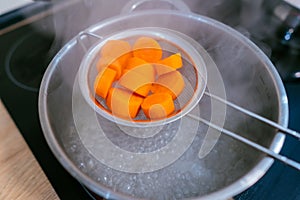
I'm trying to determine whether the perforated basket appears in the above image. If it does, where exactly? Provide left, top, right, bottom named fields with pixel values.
left=78, top=27, right=207, bottom=127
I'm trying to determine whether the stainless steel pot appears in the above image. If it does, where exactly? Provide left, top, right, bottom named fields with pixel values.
left=38, top=1, right=288, bottom=199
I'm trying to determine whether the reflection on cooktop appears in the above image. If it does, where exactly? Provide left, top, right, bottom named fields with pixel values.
left=5, top=32, right=54, bottom=92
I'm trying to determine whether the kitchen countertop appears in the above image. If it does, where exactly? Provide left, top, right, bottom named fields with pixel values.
left=0, top=100, right=59, bottom=200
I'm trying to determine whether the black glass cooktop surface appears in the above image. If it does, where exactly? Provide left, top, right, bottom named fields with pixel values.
left=0, top=2, right=299, bottom=200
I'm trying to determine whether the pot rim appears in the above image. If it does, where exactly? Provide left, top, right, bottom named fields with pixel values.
left=39, top=9, right=288, bottom=200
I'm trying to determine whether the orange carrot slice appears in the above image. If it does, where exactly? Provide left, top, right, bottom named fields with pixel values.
left=154, top=63, right=176, bottom=77
left=141, top=93, right=175, bottom=119
left=118, top=64, right=155, bottom=97
left=151, top=70, right=185, bottom=99
left=125, top=57, right=148, bottom=70
left=119, top=68, right=153, bottom=96
left=106, top=87, right=144, bottom=119
left=96, top=57, right=123, bottom=79
left=135, top=84, right=153, bottom=97
left=155, top=53, right=183, bottom=76
left=159, top=53, right=182, bottom=69
left=100, top=40, right=132, bottom=66
left=133, top=37, right=162, bottom=62
left=94, top=67, right=117, bottom=99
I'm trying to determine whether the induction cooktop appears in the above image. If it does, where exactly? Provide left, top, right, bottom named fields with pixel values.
left=0, top=1, right=299, bottom=200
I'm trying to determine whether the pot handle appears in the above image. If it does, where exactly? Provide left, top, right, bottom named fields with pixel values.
left=120, top=0, right=191, bottom=14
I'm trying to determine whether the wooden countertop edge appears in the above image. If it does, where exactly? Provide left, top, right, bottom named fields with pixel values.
left=0, top=100, right=59, bottom=200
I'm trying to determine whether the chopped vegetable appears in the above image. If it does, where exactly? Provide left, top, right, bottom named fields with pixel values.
left=159, top=53, right=183, bottom=68
left=135, top=84, right=153, bottom=97
left=106, top=87, right=144, bottom=119
left=94, top=67, right=117, bottom=99
left=151, top=70, right=185, bottom=99
left=141, top=93, right=175, bottom=119
left=96, top=57, right=123, bottom=79
left=133, top=37, right=162, bottom=62
left=154, top=63, right=176, bottom=77
left=155, top=53, right=182, bottom=76
left=93, top=36, right=187, bottom=121
left=118, top=64, right=155, bottom=97
left=100, top=40, right=132, bottom=66
left=126, top=57, right=148, bottom=70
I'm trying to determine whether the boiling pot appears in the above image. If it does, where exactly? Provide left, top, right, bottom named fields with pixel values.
left=38, top=0, right=288, bottom=199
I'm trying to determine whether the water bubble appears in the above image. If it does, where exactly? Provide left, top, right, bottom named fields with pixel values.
left=70, top=144, right=77, bottom=153
left=86, top=159, right=95, bottom=169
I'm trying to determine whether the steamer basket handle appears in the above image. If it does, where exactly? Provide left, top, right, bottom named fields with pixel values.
left=76, top=31, right=103, bottom=52
left=121, top=0, right=191, bottom=14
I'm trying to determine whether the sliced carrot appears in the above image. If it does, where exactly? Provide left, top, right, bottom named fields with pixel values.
left=93, top=37, right=186, bottom=122
left=100, top=40, right=132, bottom=66
left=94, top=67, right=117, bottom=99
left=155, top=53, right=183, bottom=76
left=122, top=68, right=130, bottom=76
left=159, top=53, right=182, bottom=69
left=121, top=66, right=152, bottom=96
left=151, top=70, right=185, bottom=99
left=121, top=69, right=153, bottom=97
left=125, top=57, right=148, bottom=70
left=106, top=87, right=144, bottom=119
left=141, top=93, right=175, bottom=119
left=135, top=84, right=153, bottom=97
left=133, top=37, right=163, bottom=62
left=96, top=57, right=123, bottom=79
left=129, top=62, right=155, bottom=77
left=118, top=64, right=155, bottom=97
left=154, top=63, right=176, bottom=77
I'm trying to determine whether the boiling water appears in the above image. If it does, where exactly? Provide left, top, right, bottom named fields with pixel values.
left=63, top=120, right=214, bottom=199
left=60, top=83, right=256, bottom=200
left=63, top=121, right=250, bottom=199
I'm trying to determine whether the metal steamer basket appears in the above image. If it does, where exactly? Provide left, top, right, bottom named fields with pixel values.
left=78, top=28, right=207, bottom=127
left=38, top=1, right=300, bottom=199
